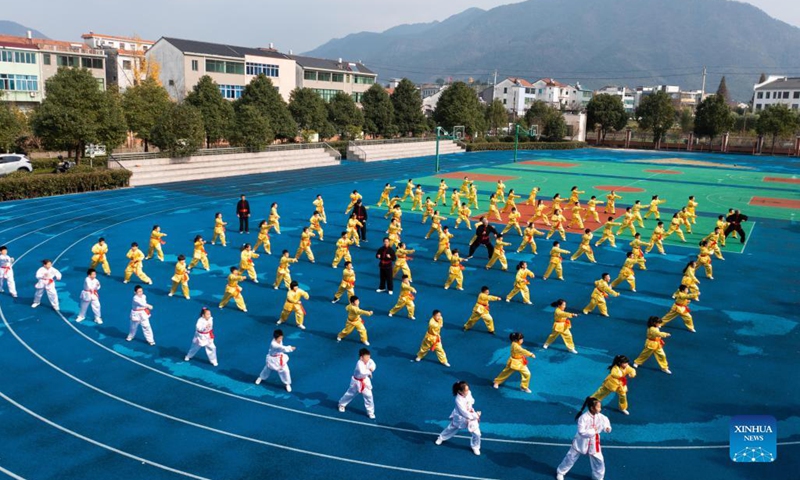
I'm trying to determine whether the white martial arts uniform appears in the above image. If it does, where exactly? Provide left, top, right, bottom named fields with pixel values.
left=33, top=266, right=62, bottom=310
left=185, top=316, right=217, bottom=365
left=338, top=358, right=377, bottom=416
left=557, top=411, right=611, bottom=480
left=77, top=276, right=102, bottom=323
left=128, top=294, right=155, bottom=344
left=437, top=391, right=481, bottom=449
left=0, top=254, right=16, bottom=297
left=257, top=339, right=294, bottom=386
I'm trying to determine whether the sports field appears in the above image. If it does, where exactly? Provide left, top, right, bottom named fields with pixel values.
left=0, top=147, right=797, bottom=480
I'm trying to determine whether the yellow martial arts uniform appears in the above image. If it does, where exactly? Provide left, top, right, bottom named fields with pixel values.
left=254, top=223, right=272, bottom=254
left=604, top=193, right=622, bottom=214
left=495, top=181, right=507, bottom=203
left=273, top=256, right=297, bottom=289
left=295, top=231, right=316, bottom=262
left=681, top=265, right=701, bottom=294
left=703, top=232, right=725, bottom=260
left=434, top=229, right=453, bottom=261
left=569, top=189, right=585, bottom=205
left=530, top=202, right=551, bottom=226
left=313, top=197, right=327, bottom=223
left=393, top=247, right=415, bottom=281
left=501, top=192, right=520, bottom=214
left=595, top=220, right=621, bottom=247
left=455, top=205, right=472, bottom=230
left=517, top=225, right=544, bottom=253
left=463, top=292, right=501, bottom=332
left=332, top=237, right=353, bottom=268
left=630, top=238, right=647, bottom=270
left=546, top=212, right=567, bottom=240
left=586, top=198, right=604, bottom=223
left=267, top=207, right=281, bottom=235
left=219, top=273, right=247, bottom=311
left=644, top=198, right=666, bottom=220
left=345, top=192, right=362, bottom=214
left=632, top=203, right=645, bottom=227
left=310, top=215, right=324, bottom=241
left=124, top=248, right=151, bottom=284
left=278, top=288, right=310, bottom=326
left=506, top=267, right=535, bottom=304
left=610, top=257, right=638, bottom=291
left=551, top=197, right=566, bottom=216
left=494, top=342, right=535, bottom=390
left=389, top=282, right=416, bottom=318
left=337, top=304, right=373, bottom=343
left=544, top=307, right=578, bottom=350
left=387, top=222, right=403, bottom=248
left=168, top=260, right=190, bottom=298
left=444, top=253, right=465, bottom=289
left=377, top=185, right=395, bottom=206
left=488, top=197, right=502, bottom=221
left=542, top=246, right=570, bottom=280
left=146, top=230, right=167, bottom=261
left=450, top=191, right=461, bottom=215
left=240, top=249, right=260, bottom=281
left=416, top=316, right=448, bottom=364
left=662, top=291, right=700, bottom=331
left=333, top=267, right=356, bottom=302
left=412, top=187, right=424, bottom=211
left=645, top=225, right=666, bottom=254
left=716, top=218, right=729, bottom=246
left=525, top=186, right=540, bottom=206
left=678, top=210, right=693, bottom=234
left=425, top=213, right=446, bottom=238
left=686, top=198, right=699, bottom=224
left=634, top=326, right=670, bottom=370
left=582, top=279, right=619, bottom=316
left=486, top=239, right=511, bottom=270
left=665, top=217, right=686, bottom=241
left=460, top=178, right=471, bottom=195
left=592, top=365, right=636, bottom=411
left=188, top=240, right=209, bottom=270
left=616, top=211, right=636, bottom=236
left=570, top=232, right=596, bottom=263
left=212, top=217, right=227, bottom=246
left=697, top=245, right=714, bottom=278
left=568, top=204, right=586, bottom=229
left=468, top=184, right=479, bottom=209
left=435, top=181, right=448, bottom=205
left=90, top=242, right=110, bottom=275
left=502, top=210, right=523, bottom=235
left=402, top=181, right=414, bottom=202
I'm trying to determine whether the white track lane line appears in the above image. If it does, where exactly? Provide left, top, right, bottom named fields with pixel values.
left=0, top=465, right=25, bottom=480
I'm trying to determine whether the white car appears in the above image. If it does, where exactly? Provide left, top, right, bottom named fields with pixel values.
left=0, top=154, right=33, bottom=175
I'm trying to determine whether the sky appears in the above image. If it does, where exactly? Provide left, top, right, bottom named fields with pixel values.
left=8, top=0, right=800, bottom=53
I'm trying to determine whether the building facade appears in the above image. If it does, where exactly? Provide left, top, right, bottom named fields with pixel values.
left=81, top=32, right=155, bottom=91
left=595, top=85, right=635, bottom=112
left=290, top=55, right=376, bottom=103
left=753, top=76, right=800, bottom=111
left=485, top=77, right=536, bottom=115
left=0, top=39, right=41, bottom=107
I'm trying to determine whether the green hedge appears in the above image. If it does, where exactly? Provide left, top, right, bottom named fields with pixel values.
left=31, top=156, right=109, bottom=170
left=0, top=169, right=132, bottom=201
left=465, top=141, right=587, bottom=152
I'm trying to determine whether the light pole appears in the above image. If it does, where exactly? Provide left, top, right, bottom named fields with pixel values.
left=514, top=123, right=520, bottom=163
left=435, top=126, right=445, bottom=173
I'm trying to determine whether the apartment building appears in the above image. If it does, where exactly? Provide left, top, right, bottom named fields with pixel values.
left=290, top=55, right=377, bottom=103
left=753, top=76, right=800, bottom=111
left=82, top=32, right=155, bottom=91
left=484, top=77, right=536, bottom=115
left=595, top=85, right=636, bottom=112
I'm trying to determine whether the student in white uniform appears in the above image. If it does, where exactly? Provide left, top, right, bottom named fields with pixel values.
left=76, top=268, right=102, bottom=324
left=556, top=396, right=612, bottom=480
left=255, top=329, right=296, bottom=392
left=32, top=259, right=62, bottom=311
left=127, top=285, right=155, bottom=346
left=338, top=348, right=377, bottom=419
left=435, top=381, right=482, bottom=456
left=184, top=307, right=217, bottom=366
left=0, top=245, right=17, bottom=298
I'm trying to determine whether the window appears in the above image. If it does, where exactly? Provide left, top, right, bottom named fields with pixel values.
left=57, top=55, right=77, bottom=67
left=218, top=84, right=244, bottom=99
left=191, top=60, right=198, bottom=71
left=304, top=70, right=317, bottom=81
left=1, top=51, right=35, bottom=63
left=96, top=78, right=105, bottom=89
left=332, top=73, right=344, bottom=83
left=793, top=104, right=799, bottom=110
left=315, top=72, right=330, bottom=82
left=246, top=62, right=279, bottom=77
left=81, top=57, right=103, bottom=69
left=784, top=91, right=790, bottom=99
left=503, top=99, right=507, bottom=105
left=122, top=60, right=132, bottom=70
left=206, top=59, right=244, bottom=75
left=313, top=88, right=339, bottom=102
left=351, top=92, right=364, bottom=103
left=43, top=53, right=51, bottom=65
left=0, top=74, right=39, bottom=91
left=503, top=87, right=508, bottom=94
left=794, top=92, right=800, bottom=99
left=353, top=75, right=374, bottom=85
left=765, top=92, right=770, bottom=99
left=756, top=104, right=762, bottom=111
left=538, top=88, right=543, bottom=94
left=756, top=92, right=763, bottom=99
left=168, top=79, right=175, bottom=86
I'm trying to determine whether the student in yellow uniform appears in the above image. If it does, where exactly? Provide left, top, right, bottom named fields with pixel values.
left=696, top=240, right=714, bottom=279
left=604, top=191, right=622, bottom=214
left=313, top=194, right=327, bottom=224
left=415, top=309, right=450, bottom=366
left=595, top=216, right=621, bottom=248
left=633, top=316, right=672, bottom=374
left=455, top=202, right=472, bottom=230
left=146, top=225, right=167, bottom=261
left=679, top=260, right=701, bottom=295
left=543, top=299, right=580, bottom=354
left=530, top=199, right=552, bottom=226
left=412, top=184, right=424, bottom=211
left=546, top=209, right=568, bottom=241
left=294, top=227, right=316, bottom=263
left=401, top=179, right=414, bottom=202
left=393, top=243, right=415, bottom=281
left=501, top=189, right=520, bottom=214
left=345, top=190, right=362, bottom=215
left=377, top=183, right=395, bottom=207
left=273, top=250, right=298, bottom=290
left=487, top=194, right=503, bottom=221
left=570, top=229, right=597, bottom=263
left=568, top=202, right=586, bottom=230
left=703, top=227, right=725, bottom=260
left=277, top=281, right=310, bottom=330
left=168, top=254, right=190, bottom=299
left=568, top=186, right=585, bottom=205
left=254, top=220, right=272, bottom=255
left=240, top=243, right=260, bottom=282
left=463, top=286, right=501, bottom=333
left=632, top=200, right=645, bottom=228
left=506, top=261, right=535, bottom=304
left=389, top=275, right=416, bottom=319
left=212, top=213, right=227, bottom=246
left=460, top=176, right=471, bottom=195
left=517, top=222, right=544, bottom=254
left=582, top=273, right=620, bottom=317
left=493, top=332, right=536, bottom=393
left=435, top=179, right=449, bottom=205
left=337, top=295, right=374, bottom=345
left=525, top=186, right=541, bottom=206
left=124, top=242, right=152, bottom=284
left=188, top=235, right=209, bottom=271
left=450, top=189, right=461, bottom=215
left=332, top=232, right=354, bottom=268
left=218, top=266, right=247, bottom=312
left=387, top=218, right=403, bottom=249
left=616, top=208, right=636, bottom=236
left=90, top=237, right=111, bottom=275
left=585, top=196, right=604, bottom=223
left=468, top=182, right=479, bottom=209
left=434, top=226, right=454, bottom=262
left=346, top=213, right=363, bottom=247
left=550, top=193, right=565, bottom=215
left=677, top=207, right=693, bottom=234
left=485, top=234, right=511, bottom=271
left=267, top=203, right=281, bottom=235
left=386, top=203, right=403, bottom=226
left=686, top=196, right=699, bottom=225
left=716, top=215, right=729, bottom=246
left=644, top=195, right=666, bottom=220
left=662, top=284, right=700, bottom=332
left=332, top=262, right=356, bottom=303
left=309, top=211, right=324, bottom=241
left=425, top=210, right=447, bottom=239
left=630, top=233, right=647, bottom=270
left=645, top=221, right=666, bottom=254
left=610, top=251, right=638, bottom=292
left=444, top=249, right=465, bottom=290
left=664, top=213, right=687, bottom=242
left=542, top=241, right=570, bottom=281
left=591, top=355, right=636, bottom=415
left=502, top=207, right=523, bottom=236
left=495, top=180, right=507, bottom=203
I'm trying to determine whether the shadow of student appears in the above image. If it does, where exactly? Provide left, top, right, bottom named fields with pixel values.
left=385, top=422, right=438, bottom=446
left=484, top=450, right=559, bottom=477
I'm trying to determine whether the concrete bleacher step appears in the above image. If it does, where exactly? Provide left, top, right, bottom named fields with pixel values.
left=347, top=141, right=465, bottom=162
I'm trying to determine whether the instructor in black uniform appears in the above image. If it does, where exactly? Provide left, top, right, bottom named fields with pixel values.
left=724, top=209, right=748, bottom=243
left=236, top=194, right=251, bottom=234
left=354, top=199, right=368, bottom=242
left=467, top=217, right=499, bottom=259
left=376, top=237, right=396, bottom=294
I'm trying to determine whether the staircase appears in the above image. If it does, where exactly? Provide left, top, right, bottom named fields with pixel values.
left=111, top=145, right=341, bottom=187
left=347, top=140, right=465, bottom=162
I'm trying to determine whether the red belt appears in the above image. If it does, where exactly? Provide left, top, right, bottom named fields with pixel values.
left=134, top=307, right=151, bottom=316
left=199, top=329, right=215, bottom=339
left=83, top=289, right=99, bottom=297
left=621, top=376, right=628, bottom=386
left=353, top=376, right=368, bottom=392
left=478, top=302, right=489, bottom=311
left=595, top=288, right=608, bottom=298
left=512, top=355, right=528, bottom=366
left=430, top=335, right=441, bottom=351
left=595, top=433, right=601, bottom=453
left=271, top=353, right=284, bottom=366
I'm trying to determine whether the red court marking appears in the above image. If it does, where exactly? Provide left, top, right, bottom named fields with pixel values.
left=520, top=161, right=578, bottom=168
left=437, top=172, right=518, bottom=182
left=763, top=176, right=800, bottom=184
left=593, top=185, right=646, bottom=193
left=644, top=169, right=683, bottom=174
left=749, top=196, right=800, bottom=209
left=469, top=199, right=626, bottom=233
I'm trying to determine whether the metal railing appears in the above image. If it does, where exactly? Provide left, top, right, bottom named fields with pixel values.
left=111, top=143, right=339, bottom=163
left=321, top=142, right=342, bottom=161
left=347, top=141, right=368, bottom=161
left=39, top=44, right=106, bottom=56
left=351, top=137, right=434, bottom=146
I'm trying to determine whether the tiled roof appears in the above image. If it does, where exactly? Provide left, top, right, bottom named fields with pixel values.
left=508, top=77, right=533, bottom=87
left=0, top=39, right=38, bottom=50
left=537, top=77, right=567, bottom=87
left=290, top=55, right=375, bottom=75
left=160, top=37, right=290, bottom=60
left=756, top=77, right=800, bottom=91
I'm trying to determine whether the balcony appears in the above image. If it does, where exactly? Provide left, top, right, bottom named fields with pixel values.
left=39, top=44, right=106, bottom=56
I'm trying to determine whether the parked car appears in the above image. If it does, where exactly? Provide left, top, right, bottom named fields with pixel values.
left=0, top=154, right=33, bottom=175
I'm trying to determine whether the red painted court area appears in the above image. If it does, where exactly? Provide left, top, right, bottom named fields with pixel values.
left=593, top=185, right=646, bottom=193
left=749, top=196, right=800, bottom=209
left=644, top=169, right=683, bottom=174
left=763, top=176, right=800, bottom=184
left=468, top=199, right=626, bottom=233
left=519, top=160, right=579, bottom=168
left=437, top=172, right=518, bottom=182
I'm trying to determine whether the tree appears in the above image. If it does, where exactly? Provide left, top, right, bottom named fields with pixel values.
left=432, top=82, right=485, bottom=136
left=693, top=94, right=733, bottom=142
left=185, top=76, right=234, bottom=148
left=288, top=88, right=333, bottom=139
left=229, top=104, right=273, bottom=150
left=31, top=67, right=107, bottom=162
left=758, top=73, right=767, bottom=84
left=96, top=88, right=128, bottom=151
left=327, top=91, right=363, bottom=139
left=122, top=77, right=171, bottom=152
left=677, top=108, right=694, bottom=134
left=0, top=103, right=26, bottom=153
left=150, top=102, right=204, bottom=157
left=756, top=104, right=799, bottom=152
left=524, top=101, right=552, bottom=131
left=586, top=94, right=627, bottom=143
left=485, top=99, right=508, bottom=136
left=362, top=84, right=396, bottom=137
left=391, top=79, right=427, bottom=136
left=237, top=75, right=296, bottom=140
left=543, top=111, right=567, bottom=141
left=715, top=76, right=731, bottom=104
left=635, top=91, right=675, bottom=145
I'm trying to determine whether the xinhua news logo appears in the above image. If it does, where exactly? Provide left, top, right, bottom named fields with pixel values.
left=730, top=415, right=776, bottom=463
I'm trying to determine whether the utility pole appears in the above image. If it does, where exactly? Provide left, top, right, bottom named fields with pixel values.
left=701, top=66, right=707, bottom=99
left=492, top=69, right=498, bottom=102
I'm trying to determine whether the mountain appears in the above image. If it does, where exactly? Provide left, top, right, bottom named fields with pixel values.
left=305, top=0, right=800, bottom=101
left=0, top=20, right=48, bottom=39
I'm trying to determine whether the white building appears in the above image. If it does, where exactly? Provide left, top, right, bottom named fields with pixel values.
left=82, top=32, right=155, bottom=91
left=486, top=77, right=536, bottom=115
left=753, top=76, right=800, bottom=111
left=565, top=82, right=593, bottom=110
left=530, top=78, right=570, bottom=108
left=289, top=55, right=377, bottom=104
left=422, top=86, right=447, bottom=116
left=418, top=83, right=442, bottom=99
left=595, top=85, right=635, bottom=112
left=0, top=37, right=42, bottom=108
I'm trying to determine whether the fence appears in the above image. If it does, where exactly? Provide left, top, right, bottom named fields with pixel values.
left=110, top=142, right=341, bottom=163
left=587, top=131, right=800, bottom=156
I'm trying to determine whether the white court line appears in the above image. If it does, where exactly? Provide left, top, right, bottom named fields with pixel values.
left=0, top=465, right=25, bottom=480
left=741, top=222, right=754, bottom=254
left=0, top=391, right=207, bottom=479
